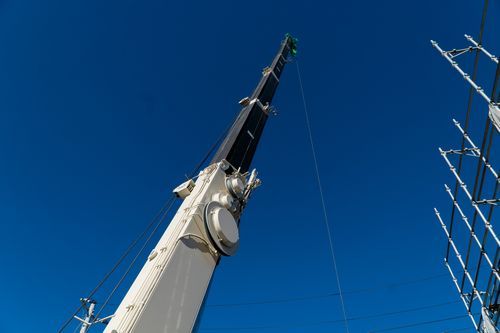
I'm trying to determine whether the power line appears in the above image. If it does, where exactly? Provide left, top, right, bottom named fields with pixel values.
left=445, top=1, right=499, bottom=329
left=442, top=327, right=475, bottom=333
left=445, top=0, right=490, bottom=263
left=189, top=110, right=240, bottom=179
left=296, top=59, right=350, bottom=333
left=91, top=195, right=177, bottom=322
left=58, top=111, right=240, bottom=332
left=344, top=273, right=449, bottom=294
left=368, top=314, right=473, bottom=333
left=200, top=300, right=462, bottom=331
left=206, top=273, right=448, bottom=307
left=350, top=300, right=460, bottom=321
left=57, top=194, right=178, bottom=333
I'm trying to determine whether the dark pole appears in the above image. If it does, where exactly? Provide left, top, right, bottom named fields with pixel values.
left=211, top=34, right=297, bottom=173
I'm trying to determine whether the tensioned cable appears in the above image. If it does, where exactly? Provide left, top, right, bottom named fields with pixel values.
left=464, top=62, right=500, bottom=317
left=189, top=110, right=241, bottom=179
left=91, top=195, right=177, bottom=322
left=442, top=327, right=475, bottom=333
left=368, top=314, right=473, bottom=333
left=458, top=3, right=498, bottom=310
left=58, top=113, right=240, bottom=332
left=69, top=307, right=85, bottom=333
left=206, top=273, right=448, bottom=307
left=57, top=195, right=177, bottom=333
left=446, top=0, right=490, bottom=262
left=199, top=300, right=461, bottom=331
left=70, top=322, right=80, bottom=333
left=296, top=60, right=350, bottom=333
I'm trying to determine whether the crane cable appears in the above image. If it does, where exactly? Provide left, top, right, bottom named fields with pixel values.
left=188, top=110, right=241, bottom=179
left=200, top=300, right=463, bottom=331
left=58, top=110, right=243, bottom=332
left=296, top=60, right=350, bottom=333
left=368, top=314, right=474, bottom=333
left=445, top=0, right=490, bottom=261
left=206, top=273, right=448, bottom=307
left=56, top=195, right=177, bottom=333
left=91, top=195, right=177, bottom=322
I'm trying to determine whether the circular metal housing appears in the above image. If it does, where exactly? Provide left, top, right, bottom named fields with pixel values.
left=211, top=192, right=234, bottom=209
left=204, top=201, right=239, bottom=256
left=226, top=176, right=246, bottom=199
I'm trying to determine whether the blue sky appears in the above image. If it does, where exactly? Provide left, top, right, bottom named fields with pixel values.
left=1, top=0, right=499, bottom=332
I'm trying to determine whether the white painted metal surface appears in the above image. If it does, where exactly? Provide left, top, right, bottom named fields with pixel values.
left=104, top=161, right=253, bottom=333
left=489, top=103, right=500, bottom=133
left=482, top=307, right=499, bottom=333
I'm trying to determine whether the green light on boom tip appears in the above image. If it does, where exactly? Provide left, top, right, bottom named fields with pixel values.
left=285, top=33, right=298, bottom=57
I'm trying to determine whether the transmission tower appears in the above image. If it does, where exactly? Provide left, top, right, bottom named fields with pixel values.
left=433, top=4, right=500, bottom=333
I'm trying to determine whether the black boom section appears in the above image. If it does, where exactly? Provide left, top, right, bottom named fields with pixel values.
left=211, top=35, right=296, bottom=173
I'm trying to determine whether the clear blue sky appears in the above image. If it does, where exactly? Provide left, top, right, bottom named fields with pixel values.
left=1, top=1, right=499, bottom=332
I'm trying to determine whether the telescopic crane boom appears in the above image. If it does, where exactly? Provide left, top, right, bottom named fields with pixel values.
left=103, top=34, right=297, bottom=333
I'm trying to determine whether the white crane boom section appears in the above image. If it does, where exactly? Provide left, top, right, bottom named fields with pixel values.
left=105, top=161, right=254, bottom=333
left=102, top=35, right=297, bottom=333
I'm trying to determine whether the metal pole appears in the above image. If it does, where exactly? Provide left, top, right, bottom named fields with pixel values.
left=444, top=184, right=499, bottom=281
left=75, top=299, right=96, bottom=333
left=435, top=208, right=485, bottom=304
left=465, top=34, right=499, bottom=64
left=444, top=259, right=480, bottom=330
left=439, top=148, right=500, bottom=247
left=431, top=40, right=492, bottom=104
left=452, top=119, right=498, bottom=180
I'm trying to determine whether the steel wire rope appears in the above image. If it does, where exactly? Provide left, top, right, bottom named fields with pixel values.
left=442, top=328, right=475, bottom=333
left=437, top=3, right=494, bottom=329
left=57, top=195, right=177, bottom=333
left=465, top=67, right=500, bottom=323
left=70, top=307, right=85, bottom=333
left=459, top=43, right=500, bottom=314
left=58, top=114, right=238, bottom=332
left=189, top=110, right=241, bottom=178
left=91, top=195, right=177, bottom=322
left=71, top=323, right=80, bottom=333
left=295, top=60, right=350, bottom=333
left=446, top=0, right=490, bottom=262
left=199, top=300, right=463, bottom=331
left=206, top=273, right=449, bottom=307
left=368, top=314, right=474, bottom=333
left=91, top=113, right=246, bottom=321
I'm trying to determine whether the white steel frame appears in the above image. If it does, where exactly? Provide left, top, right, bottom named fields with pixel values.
left=433, top=34, right=500, bottom=333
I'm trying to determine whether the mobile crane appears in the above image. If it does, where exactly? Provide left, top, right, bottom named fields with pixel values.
left=100, top=34, right=297, bottom=333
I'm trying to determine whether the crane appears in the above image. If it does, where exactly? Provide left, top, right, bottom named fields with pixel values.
left=100, top=34, right=298, bottom=333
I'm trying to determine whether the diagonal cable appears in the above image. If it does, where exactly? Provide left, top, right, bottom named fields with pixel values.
left=296, top=60, right=350, bottom=333
left=92, top=195, right=177, bottom=322
left=57, top=195, right=177, bottom=333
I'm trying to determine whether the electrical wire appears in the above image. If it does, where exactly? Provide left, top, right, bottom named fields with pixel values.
left=58, top=109, right=243, bottom=332
left=189, top=111, right=240, bottom=178
left=296, top=60, right=350, bottom=333
left=442, top=327, right=475, bottom=333
left=206, top=273, right=448, bottom=307
left=199, top=300, right=462, bottom=331
left=56, top=195, right=178, bottom=333
left=91, top=195, right=177, bottom=322
left=457, top=2, right=499, bottom=317
left=437, top=3, right=497, bottom=331
left=368, top=314, right=473, bottom=333
left=445, top=0, right=490, bottom=262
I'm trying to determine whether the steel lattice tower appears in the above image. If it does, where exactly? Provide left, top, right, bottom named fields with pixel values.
left=433, top=3, right=500, bottom=332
